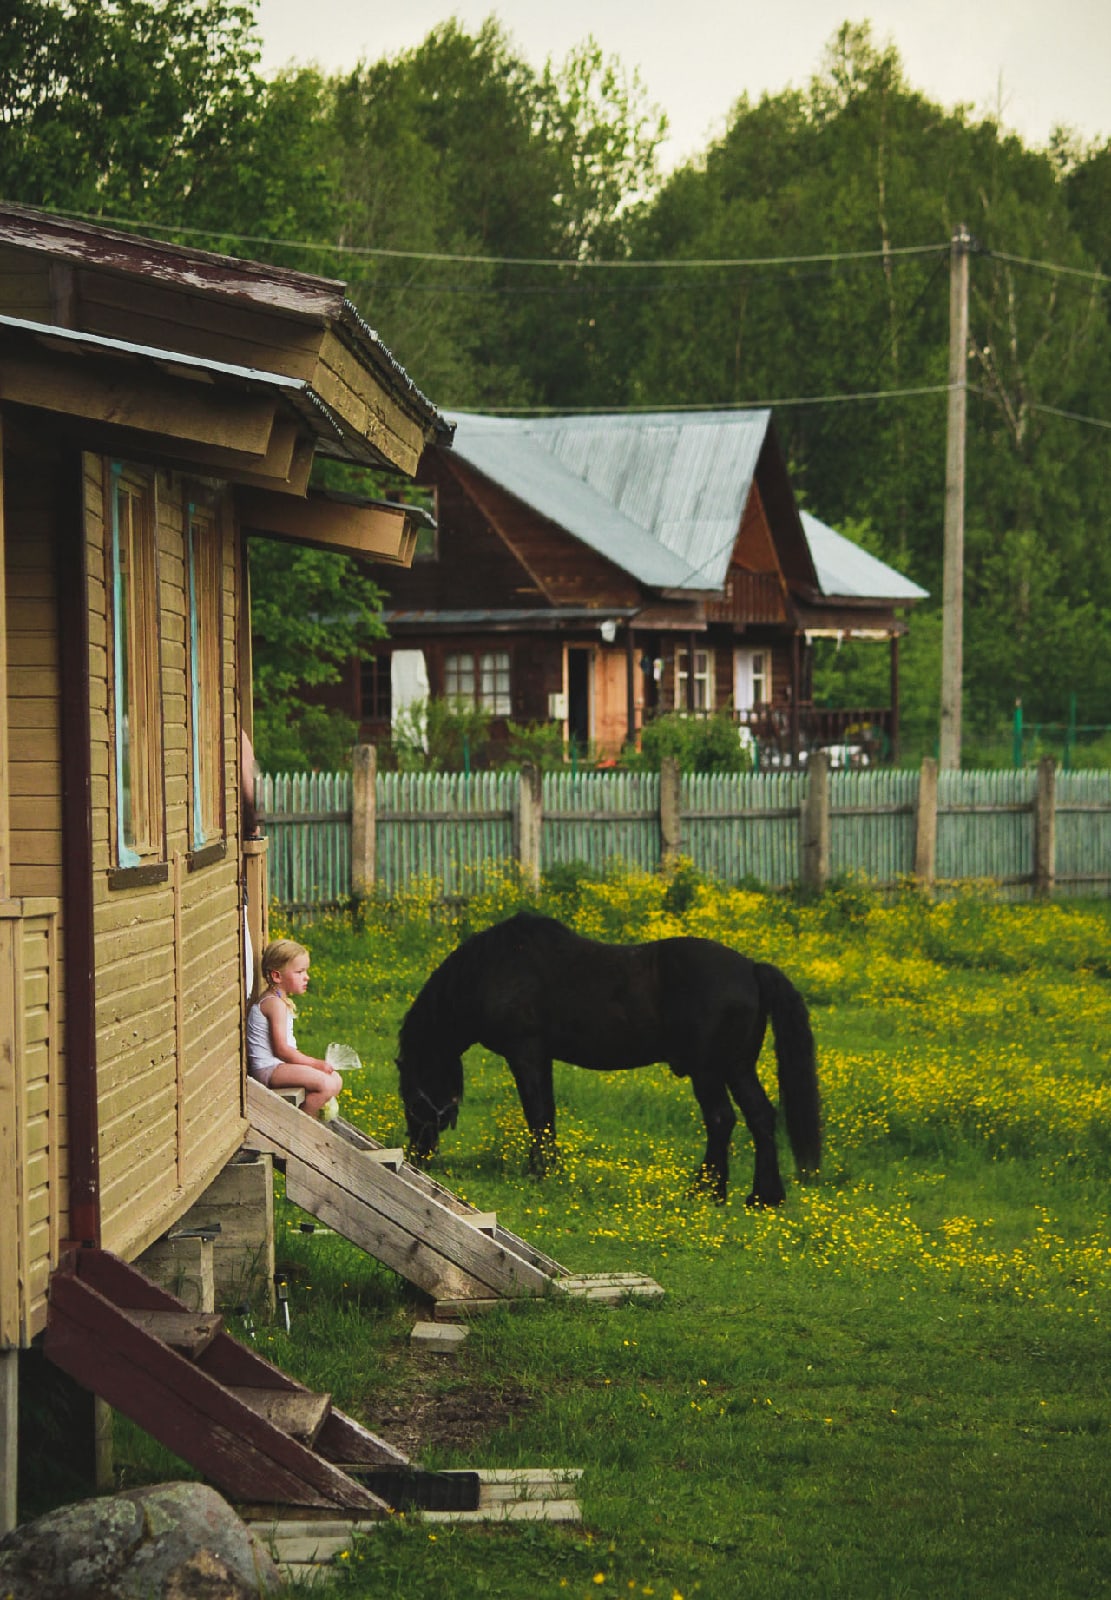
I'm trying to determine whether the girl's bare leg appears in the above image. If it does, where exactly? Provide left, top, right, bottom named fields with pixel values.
left=270, top=1064, right=343, bottom=1116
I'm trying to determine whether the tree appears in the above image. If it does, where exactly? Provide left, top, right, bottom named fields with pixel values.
left=0, top=0, right=263, bottom=217
left=248, top=540, right=387, bottom=772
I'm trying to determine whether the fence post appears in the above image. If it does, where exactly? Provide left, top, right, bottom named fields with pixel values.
left=515, top=762, right=543, bottom=889
left=351, top=744, right=377, bottom=900
left=659, top=756, right=682, bottom=868
left=914, top=756, right=938, bottom=890
left=1033, top=754, right=1056, bottom=899
left=799, top=749, right=830, bottom=893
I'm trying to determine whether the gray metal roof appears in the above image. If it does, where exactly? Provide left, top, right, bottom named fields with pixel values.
left=446, top=412, right=697, bottom=589
left=446, top=410, right=925, bottom=604
left=801, top=511, right=929, bottom=601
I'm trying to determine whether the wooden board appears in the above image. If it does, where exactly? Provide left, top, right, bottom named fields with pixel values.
left=285, top=1161, right=491, bottom=1304
left=248, top=1083, right=554, bottom=1299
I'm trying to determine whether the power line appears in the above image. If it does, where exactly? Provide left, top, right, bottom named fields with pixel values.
left=983, top=248, right=1111, bottom=286
left=453, top=383, right=955, bottom=416
left=57, top=207, right=949, bottom=272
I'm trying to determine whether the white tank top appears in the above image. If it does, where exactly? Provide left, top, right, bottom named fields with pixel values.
left=246, top=996, right=296, bottom=1075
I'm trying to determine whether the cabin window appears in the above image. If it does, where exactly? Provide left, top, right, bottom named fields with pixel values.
left=444, top=649, right=511, bottom=714
left=674, top=648, right=714, bottom=711
left=109, top=465, right=163, bottom=865
left=186, top=501, right=224, bottom=849
left=360, top=654, right=392, bottom=721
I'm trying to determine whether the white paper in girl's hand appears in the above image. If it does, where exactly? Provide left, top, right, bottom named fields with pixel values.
left=325, top=1042, right=363, bottom=1072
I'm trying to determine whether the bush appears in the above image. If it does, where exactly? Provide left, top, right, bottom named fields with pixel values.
left=632, top=710, right=753, bottom=773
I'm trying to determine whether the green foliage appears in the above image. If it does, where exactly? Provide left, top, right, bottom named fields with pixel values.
left=248, top=538, right=386, bottom=772
left=0, top=0, right=263, bottom=216
left=632, top=710, right=753, bottom=772
left=390, top=697, right=493, bottom=772
left=504, top=720, right=566, bottom=769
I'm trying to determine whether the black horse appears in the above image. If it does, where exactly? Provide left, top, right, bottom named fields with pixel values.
left=396, top=911, right=820, bottom=1206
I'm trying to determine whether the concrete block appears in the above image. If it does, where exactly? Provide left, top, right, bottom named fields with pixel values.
left=410, top=1321, right=469, bottom=1355
left=135, top=1234, right=215, bottom=1314
left=176, top=1153, right=275, bottom=1315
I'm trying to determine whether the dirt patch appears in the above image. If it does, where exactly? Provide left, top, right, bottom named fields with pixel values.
left=371, top=1374, right=534, bottom=1459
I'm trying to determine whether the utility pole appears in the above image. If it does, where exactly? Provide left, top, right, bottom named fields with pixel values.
left=939, top=224, right=971, bottom=769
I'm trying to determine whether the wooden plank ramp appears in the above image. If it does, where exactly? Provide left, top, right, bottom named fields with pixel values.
left=45, top=1247, right=404, bottom=1513
left=246, top=1079, right=663, bottom=1312
left=254, top=1468, right=584, bottom=1587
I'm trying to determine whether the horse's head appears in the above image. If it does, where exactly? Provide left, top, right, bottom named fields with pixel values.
left=396, top=1037, right=463, bottom=1160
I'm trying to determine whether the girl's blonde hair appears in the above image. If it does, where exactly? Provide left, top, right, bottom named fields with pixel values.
left=260, top=939, right=309, bottom=1010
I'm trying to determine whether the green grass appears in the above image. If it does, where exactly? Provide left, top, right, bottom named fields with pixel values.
left=118, top=874, right=1111, bottom=1597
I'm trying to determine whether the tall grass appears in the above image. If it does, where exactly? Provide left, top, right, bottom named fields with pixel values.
left=133, top=870, right=1111, bottom=1596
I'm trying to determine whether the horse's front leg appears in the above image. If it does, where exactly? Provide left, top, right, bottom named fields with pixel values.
left=688, top=1071, right=737, bottom=1203
left=731, top=1066, right=785, bottom=1208
left=505, top=1049, right=559, bottom=1176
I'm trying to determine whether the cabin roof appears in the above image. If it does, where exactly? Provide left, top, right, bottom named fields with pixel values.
left=801, top=511, right=929, bottom=601
left=446, top=410, right=924, bottom=605
left=0, top=202, right=454, bottom=457
left=445, top=412, right=696, bottom=590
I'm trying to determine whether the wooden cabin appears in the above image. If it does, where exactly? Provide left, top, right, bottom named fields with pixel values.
left=331, top=410, right=926, bottom=764
left=0, top=203, right=450, bottom=1521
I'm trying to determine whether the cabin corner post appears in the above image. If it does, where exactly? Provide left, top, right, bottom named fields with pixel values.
left=659, top=756, right=682, bottom=868
left=0, top=412, right=10, bottom=904
left=799, top=749, right=830, bottom=893
left=515, top=763, right=542, bottom=891
left=0, top=1347, right=15, bottom=1534
left=1033, top=755, right=1056, bottom=900
left=914, top=757, right=939, bottom=890
left=351, top=744, right=377, bottom=900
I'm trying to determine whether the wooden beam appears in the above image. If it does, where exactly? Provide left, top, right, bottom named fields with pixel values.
left=314, top=331, right=428, bottom=475
left=0, top=351, right=279, bottom=456
left=237, top=487, right=417, bottom=565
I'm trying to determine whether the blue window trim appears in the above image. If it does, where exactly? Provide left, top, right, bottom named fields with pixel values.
left=186, top=502, right=207, bottom=849
left=110, top=462, right=141, bottom=868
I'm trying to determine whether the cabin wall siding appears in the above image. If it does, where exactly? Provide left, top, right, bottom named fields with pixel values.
left=84, top=456, right=245, bottom=1261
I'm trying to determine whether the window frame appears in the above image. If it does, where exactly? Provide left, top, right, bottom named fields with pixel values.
left=674, top=647, right=714, bottom=712
left=444, top=648, right=511, bottom=715
left=185, top=495, right=226, bottom=856
left=108, top=463, right=164, bottom=870
left=359, top=653, right=392, bottom=722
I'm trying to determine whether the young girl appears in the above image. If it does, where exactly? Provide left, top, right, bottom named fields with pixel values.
left=247, top=939, right=343, bottom=1119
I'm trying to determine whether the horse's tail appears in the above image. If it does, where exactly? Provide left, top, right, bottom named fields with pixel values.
left=755, top=961, right=821, bottom=1175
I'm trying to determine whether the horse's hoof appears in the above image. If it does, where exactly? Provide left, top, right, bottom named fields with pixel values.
left=745, top=1190, right=785, bottom=1209
left=690, top=1167, right=727, bottom=1203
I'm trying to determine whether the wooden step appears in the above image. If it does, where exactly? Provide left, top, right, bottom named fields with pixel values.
left=120, top=1308, right=224, bottom=1358
left=229, top=1386, right=332, bottom=1447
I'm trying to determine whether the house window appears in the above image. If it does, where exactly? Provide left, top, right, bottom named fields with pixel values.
left=675, top=648, right=714, bottom=711
left=110, top=465, right=163, bottom=865
left=444, top=650, right=511, bottom=714
left=186, top=501, right=224, bottom=850
left=360, top=654, right=392, bottom=720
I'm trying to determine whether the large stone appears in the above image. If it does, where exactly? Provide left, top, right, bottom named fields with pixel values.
left=0, top=1480, right=282, bottom=1598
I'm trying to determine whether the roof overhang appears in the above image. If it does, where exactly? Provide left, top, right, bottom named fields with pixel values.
left=0, top=312, right=340, bottom=490
left=238, top=486, right=433, bottom=566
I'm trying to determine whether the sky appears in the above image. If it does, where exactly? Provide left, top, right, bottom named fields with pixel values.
left=253, top=0, right=1111, bottom=172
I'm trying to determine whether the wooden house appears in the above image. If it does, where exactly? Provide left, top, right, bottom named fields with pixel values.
left=337, top=410, right=927, bottom=763
left=0, top=203, right=450, bottom=1519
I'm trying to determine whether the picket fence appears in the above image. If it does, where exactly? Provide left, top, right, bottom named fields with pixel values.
left=255, top=764, right=1111, bottom=911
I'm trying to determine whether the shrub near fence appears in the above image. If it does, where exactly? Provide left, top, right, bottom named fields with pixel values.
left=256, top=752, right=1111, bottom=911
